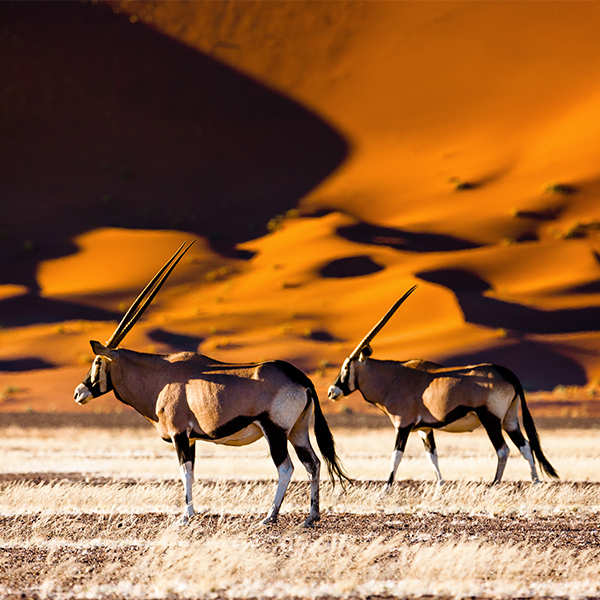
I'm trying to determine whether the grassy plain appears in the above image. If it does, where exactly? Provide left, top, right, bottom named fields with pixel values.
left=1, top=418, right=599, bottom=599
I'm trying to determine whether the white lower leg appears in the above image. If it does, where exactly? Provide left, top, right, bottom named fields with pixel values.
left=180, top=460, right=195, bottom=522
left=520, top=442, right=539, bottom=483
left=383, top=450, right=404, bottom=493
left=493, top=445, right=510, bottom=484
left=263, top=457, right=294, bottom=524
left=426, top=450, right=444, bottom=485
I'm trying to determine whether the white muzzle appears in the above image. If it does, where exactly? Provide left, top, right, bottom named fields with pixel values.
left=74, top=384, right=92, bottom=405
left=328, top=385, right=342, bottom=401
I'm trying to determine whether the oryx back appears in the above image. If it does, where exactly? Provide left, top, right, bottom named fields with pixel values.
left=181, top=358, right=312, bottom=446
left=418, top=364, right=516, bottom=430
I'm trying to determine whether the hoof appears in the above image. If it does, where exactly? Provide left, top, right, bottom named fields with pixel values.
left=301, top=520, right=315, bottom=529
left=302, top=514, right=320, bottom=528
left=380, top=484, right=392, bottom=496
left=261, top=516, right=277, bottom=525
left=178, top=512, right=196, bottom=527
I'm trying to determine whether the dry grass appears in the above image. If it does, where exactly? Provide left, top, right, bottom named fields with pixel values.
left=1, top=425, right=600, bottom=599
left=2, top=424, right=599, bottom=483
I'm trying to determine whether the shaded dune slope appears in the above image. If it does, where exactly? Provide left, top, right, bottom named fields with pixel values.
left=0, top=1, right=348, bottom=288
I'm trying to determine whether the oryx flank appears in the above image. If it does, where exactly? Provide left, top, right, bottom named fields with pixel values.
left=74, top=243, right=349, bottom=526
left=328, top=286, right=558, bottom=489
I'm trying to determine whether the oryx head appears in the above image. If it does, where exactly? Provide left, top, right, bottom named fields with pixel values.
left=327, top=286, right=417, bottom=401
left=74, top=242, right=194, bottom=405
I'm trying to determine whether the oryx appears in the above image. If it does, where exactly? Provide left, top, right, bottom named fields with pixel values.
left=328, top=286, right=558, bottom=489
left=74, top=242, right=349, bottom=526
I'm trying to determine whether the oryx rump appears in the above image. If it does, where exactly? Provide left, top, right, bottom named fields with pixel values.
left=74, top=243, right=349, bottom=526
left=328, top=286, right=558, bottom=489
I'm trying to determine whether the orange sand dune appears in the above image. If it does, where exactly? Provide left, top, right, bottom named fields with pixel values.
left=2, top=1, right=600, bottom=413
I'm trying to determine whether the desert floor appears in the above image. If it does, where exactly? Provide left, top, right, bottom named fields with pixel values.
left=1, top=413, right=599, bottom=600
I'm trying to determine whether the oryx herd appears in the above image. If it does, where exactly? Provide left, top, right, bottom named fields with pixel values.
left=74, top=243, right=558, bottom=526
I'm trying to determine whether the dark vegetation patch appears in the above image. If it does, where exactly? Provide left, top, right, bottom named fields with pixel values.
left=546, top=183, right=579, bottom=196
left=513, top=205, right=566, bottom=221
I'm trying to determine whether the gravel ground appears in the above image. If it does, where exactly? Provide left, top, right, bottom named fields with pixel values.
left=1, top=473, right=599, bottom=599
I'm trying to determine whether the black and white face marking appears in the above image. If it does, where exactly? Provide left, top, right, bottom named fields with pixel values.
left=74, top=355, right=112, bottom=405
left=328, top=357, right=355, bottom=401
left=328, top=345, right=372, bottom=401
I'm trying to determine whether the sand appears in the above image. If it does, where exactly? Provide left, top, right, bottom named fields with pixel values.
left=2, top=1, right=600, bottom=412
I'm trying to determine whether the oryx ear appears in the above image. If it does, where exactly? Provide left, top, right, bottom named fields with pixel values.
left=359, top=345, right=372, bottom=362
left=90, top=340, right=116, bottom=360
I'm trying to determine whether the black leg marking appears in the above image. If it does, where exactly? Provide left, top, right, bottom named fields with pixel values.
left=420, top=430, right=436, bottom=454
left=294, top=443, right=321, bottom=526
left=173, top=431, right=193, bottom=465
left=172, top=431, right=195, bottom=524
left=475, top=408, right=509, bottom=483
left=386, top=425, right=413, bottom=487
left=506, top=428, right=527, bottom=449
left=475, top=409, right=506, bottom=452
left=506, top=427, right=540, bottom=483
left=258, top=417, right=289, bottom=467
left=394, top=425, right=413, bottom=453
left=295, top=445, right=319, bottom=474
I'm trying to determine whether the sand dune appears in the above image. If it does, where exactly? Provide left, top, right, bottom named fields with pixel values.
left=2, top=1, right=600, bottom=412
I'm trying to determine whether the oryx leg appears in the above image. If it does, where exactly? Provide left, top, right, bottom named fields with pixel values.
left=172, top=432, right=196, bottom=524
left=418, top=429, right=444, bottom=485
left=289, top=409, right=321, bottom=527
left=383, top=424, right=413, bottom=493
left=503, top=398, right=539, bottom=483
left=259, top=419, right=294, bottom=525
left=476, top=408, right=509, bottom=484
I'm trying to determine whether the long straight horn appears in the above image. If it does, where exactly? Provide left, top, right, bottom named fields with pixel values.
left=105, top=241, right=195, bottom=348
left=348, top=285, right=417, bottom=360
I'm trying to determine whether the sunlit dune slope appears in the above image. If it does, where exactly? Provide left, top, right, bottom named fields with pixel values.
left=3, top=1, right=600, bottom=412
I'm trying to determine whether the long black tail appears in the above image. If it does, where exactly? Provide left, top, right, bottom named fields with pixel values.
left=310, top=387, right=352, bottom=489
left=494, top=365, right=559, bottom=479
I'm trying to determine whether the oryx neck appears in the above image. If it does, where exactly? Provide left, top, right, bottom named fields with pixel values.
left=107, top=349, right=171, bottom=422
left=355, top=358, right=407, bottom=409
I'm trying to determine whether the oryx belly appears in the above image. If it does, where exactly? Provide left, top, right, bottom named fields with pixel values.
left=212, top=423, right=264, bottom=446
left=438, top=412, right=481, bottom=432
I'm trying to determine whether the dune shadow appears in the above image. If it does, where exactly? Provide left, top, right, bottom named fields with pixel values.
left=337, top=222, right=483, bottom=253
left=319, top=255, right=384, bottom=278
left=305, top=328, right=341, bottom=343
left=1, top=1, right=349, bottom=301
left=443, top=340, right=589, bottom=391
left=0, top=293, right=121, bottom=329
left=417, top=268, right=600, bottom=335
left=416, top=269, right=491, bottom=293
left=147, top=328, right=204, bottom=353
left=0, top=358, right=55, bottom=372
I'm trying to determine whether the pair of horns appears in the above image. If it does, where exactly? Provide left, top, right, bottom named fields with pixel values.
left=105, top=241, right=195, bottom=349
left=348, top=285, right=417, bottom=360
